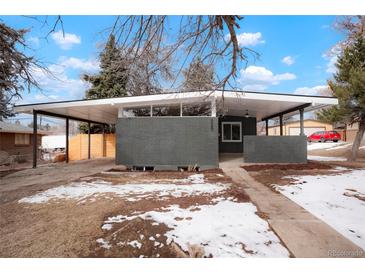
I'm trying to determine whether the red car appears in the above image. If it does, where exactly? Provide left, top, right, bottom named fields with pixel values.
left=307, top=131, right=341, bottom=142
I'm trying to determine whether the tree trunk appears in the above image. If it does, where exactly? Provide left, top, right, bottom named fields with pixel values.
left=349, top=121, right=365, bottom=161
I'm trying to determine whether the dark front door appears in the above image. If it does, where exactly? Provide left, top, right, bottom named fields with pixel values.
left=218, top=116, right=257, bottom=153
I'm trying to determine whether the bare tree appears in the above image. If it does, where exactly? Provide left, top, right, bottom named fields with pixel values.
left=0, top=24, right=38, bottom=98
left=182, top=59, right=215, bottom=91
left=0, top=21, right=54, bottom=119
left=110, top=16, right=258, bottom=90
left=120, top=41, right=174, bottom=95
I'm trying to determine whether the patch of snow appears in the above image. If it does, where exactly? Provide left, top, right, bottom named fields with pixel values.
left=102, top=200, right=289, bottom=257
left=187, top=174, right=205, bottom=184
left=101, top=223, right=113, bottom=230
left=331, top=166, right=350, bottom=171
left=128, top=240, right=142, bottom=249
left=308, top=155, right=347, bottom=162
left=308, top=142, right=348, bottom=151
left=117, top=241, right=125, bottom=247
left=19, top=177, right=228, bottom=204
left=155, top=234, right=160, bottom=238
left=274, top=169, right=365, bottom=249
left=149, top=236, right=155, bottom=241
left=96, top=238, right=111, bottom=249
left=154, top=241, right=160, bottom=247
left=140, top=234, right=144, bottom=240
left=333, top=166, right=349, bottom=170
left=216, top=174, right=224, bottom=177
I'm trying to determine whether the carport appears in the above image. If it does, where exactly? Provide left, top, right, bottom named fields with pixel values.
left=14, top=90, right=338, bottom=168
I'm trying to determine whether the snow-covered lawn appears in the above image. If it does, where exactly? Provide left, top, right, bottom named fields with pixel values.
left=273, top=169, right=365, bottom=250
left=19, top=173, right=290, bottom=258
left=99, top=198, right=289, bottom=257
left=18, top=174, right=227, bottom=204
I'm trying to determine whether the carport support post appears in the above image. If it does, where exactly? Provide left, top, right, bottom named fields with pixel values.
left=265, top=120, right=269, bottom=136
left=102, top=124, right=106, bottom=157
left=65, top=118, right=69, bottom=163
left=32, top=110, right=38, bottom=168
left=88, top=122, right=91, bottom=160
left=299, top=108, right=304, bottom=136
left=279, top=115, right=283, bottom=136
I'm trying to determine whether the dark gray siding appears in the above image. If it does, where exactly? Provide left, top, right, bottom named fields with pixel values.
left=116, top=117, right=219, bottom=170
left=244, top=136, right=307, bottom=163
left=218, top=116, right=257, bottom=153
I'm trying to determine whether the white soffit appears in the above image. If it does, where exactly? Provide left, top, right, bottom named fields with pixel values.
left=14, top=91, right=338, bottom=124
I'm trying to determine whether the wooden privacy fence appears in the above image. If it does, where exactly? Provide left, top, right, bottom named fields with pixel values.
left=69, top=133, right=115, bottom=161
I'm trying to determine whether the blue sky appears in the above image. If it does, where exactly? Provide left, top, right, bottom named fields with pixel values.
left=2, top=15, right=343, bottom=107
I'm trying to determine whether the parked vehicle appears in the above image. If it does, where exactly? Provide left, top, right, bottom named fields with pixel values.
left=307, top=131, right=341, bottom=142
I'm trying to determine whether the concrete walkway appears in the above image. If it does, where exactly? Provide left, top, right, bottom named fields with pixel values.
left=221, top=160, right=364, bottom=258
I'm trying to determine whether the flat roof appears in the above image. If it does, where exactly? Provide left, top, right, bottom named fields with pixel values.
left=14, top=90, right=338, bottom=124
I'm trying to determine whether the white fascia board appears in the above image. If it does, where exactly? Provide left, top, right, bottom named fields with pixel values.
left=14, top=91, right=214, bottom=113
left=14, top=90, right=338, bottom=115
left=216, top=91, right=338, bottom=105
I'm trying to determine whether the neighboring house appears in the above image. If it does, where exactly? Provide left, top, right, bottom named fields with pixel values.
left=14, top=90, right=338, bottom=168
left=0, top=121, right=47, bottom=162
left=268, top=119, right=333, bottom=136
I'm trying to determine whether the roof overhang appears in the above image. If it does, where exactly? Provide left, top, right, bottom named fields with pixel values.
left=14, top=90, right=338, bottom=124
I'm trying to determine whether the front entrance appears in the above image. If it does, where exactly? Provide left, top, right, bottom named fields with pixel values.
left=218, top=116, right=257, bottom=153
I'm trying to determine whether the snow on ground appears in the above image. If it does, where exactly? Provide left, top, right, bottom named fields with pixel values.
left=18, top=174, right=228, bottom=204
left=308, top=155, right=347, bottom=162
left=102, top=200, right=290, bottom=258
left=96, top=238, right=111, bottom=249
left=307, top=141, right=348, bottom=151
left=273, top=169, right=365, bottom=250
left=128, top=240, right=142, bottom=249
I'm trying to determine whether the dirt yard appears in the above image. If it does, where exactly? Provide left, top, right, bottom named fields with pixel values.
left=0, top=163, right=290, bottom=258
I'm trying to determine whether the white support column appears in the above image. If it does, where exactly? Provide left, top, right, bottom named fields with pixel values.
left=211, top=97, right=217, bottom=117
left=150, top=105, right=153, bottom=117
left=180, top=102, right=183, bottom=117
left=118, top=107, right=124, bottom=118
left=299, top=108, right=304, bottom=136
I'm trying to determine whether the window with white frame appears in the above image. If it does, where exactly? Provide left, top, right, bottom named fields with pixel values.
left=14, top=134, right=30, bottom=145
left=222, top=122, right=242, bottom=142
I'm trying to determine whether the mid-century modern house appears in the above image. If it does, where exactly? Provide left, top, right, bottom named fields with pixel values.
left=14, top=90, right=338, bottom=169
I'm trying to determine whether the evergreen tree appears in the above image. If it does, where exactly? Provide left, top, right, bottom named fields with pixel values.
left=180, top=59, right=215, bottom=116
left=317, top=19, right=365, bottom=160
left=83, top=35, right=128, bottom=99
left=81, top=35, right=128, bottom=133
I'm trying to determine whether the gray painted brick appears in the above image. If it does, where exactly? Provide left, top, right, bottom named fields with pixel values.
left=244, top=136, right=307, bottom=163
left=116, top=117, right=219, bottom=170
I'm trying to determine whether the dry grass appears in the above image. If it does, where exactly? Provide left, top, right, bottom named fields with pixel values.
left=0, top=169, right=250, bottom=258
